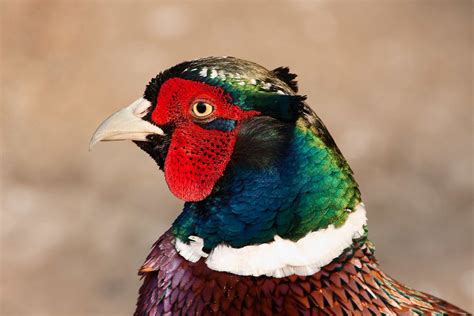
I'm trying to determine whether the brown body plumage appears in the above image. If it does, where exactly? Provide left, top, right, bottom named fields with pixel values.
left=135, top=232, right=467, bottom=315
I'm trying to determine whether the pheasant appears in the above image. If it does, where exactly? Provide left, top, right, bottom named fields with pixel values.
left=90, top=57, right=468, bottom=315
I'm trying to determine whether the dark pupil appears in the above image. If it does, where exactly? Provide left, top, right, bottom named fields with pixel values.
left=196, top=102, right=207, bottom=114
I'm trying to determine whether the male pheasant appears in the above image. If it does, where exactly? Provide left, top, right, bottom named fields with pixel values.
left=91, top=57, right=469, bottom=315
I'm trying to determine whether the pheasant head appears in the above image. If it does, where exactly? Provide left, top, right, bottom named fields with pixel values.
left=91, top=56, right=361, bottom=261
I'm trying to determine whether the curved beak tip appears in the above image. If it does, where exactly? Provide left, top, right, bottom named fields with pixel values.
left=88, top=136, right=100, bottom=151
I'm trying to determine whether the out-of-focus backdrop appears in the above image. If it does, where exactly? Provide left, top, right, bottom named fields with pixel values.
left=1, top=1, right=472, bottom=315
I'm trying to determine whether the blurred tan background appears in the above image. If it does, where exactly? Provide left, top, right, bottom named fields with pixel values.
left=1, top=0, right=472, bottom=315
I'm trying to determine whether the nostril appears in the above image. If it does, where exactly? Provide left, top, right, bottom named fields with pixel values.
left=133, top=98, right=153, bottom=118
left=135, top=109, right=149, bottom=117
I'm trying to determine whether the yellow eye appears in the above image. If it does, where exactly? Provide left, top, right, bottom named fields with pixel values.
left=191, top=101, right=214, bottom=118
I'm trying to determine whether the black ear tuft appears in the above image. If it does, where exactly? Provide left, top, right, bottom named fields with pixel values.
left=272, top=67, right=299, bottom=93
left=143, top=61, right=193, bottom=106
left=144, top=73, right=165, bottom=106
left=246, top=93, right=306, bottom=122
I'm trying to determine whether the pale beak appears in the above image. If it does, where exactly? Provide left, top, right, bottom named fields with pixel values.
left=89, top=97, right=164, bottom=150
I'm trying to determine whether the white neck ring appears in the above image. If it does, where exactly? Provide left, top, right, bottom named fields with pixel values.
left=175, top=202, right=367, bottom=277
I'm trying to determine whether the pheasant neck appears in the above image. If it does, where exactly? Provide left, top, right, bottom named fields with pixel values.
left=172, top=120, right=362, bottom=252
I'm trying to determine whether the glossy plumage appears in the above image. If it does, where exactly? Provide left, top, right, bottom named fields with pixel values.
left=90, top=56, right=469, bottom=315
left=172, top=111, right=360, bottom=250
left=135, top=232, right=466, bottom=316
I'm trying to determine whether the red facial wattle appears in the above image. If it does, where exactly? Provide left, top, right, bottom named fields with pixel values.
left=151, top=78, right=259, bottom=201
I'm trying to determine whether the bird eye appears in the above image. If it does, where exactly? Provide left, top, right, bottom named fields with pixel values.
left=191, top=101, right=214, bottom=118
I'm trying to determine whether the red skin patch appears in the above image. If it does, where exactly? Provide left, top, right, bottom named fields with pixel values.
left=151, top=78, right=259, bottom=201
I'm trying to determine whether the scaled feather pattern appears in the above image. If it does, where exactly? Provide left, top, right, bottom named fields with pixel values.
left=91, top=56, right=469, bottom=315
